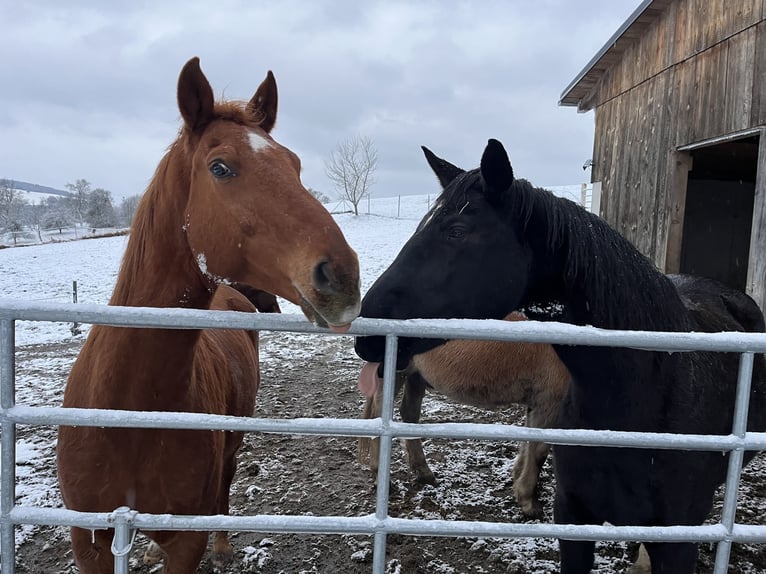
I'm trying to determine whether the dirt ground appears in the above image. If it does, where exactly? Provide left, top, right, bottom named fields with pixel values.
left=10, top=331, right=766, bottom=573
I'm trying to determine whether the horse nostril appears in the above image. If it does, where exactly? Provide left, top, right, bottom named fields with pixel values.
left=312, top=261, right=336, bottom=295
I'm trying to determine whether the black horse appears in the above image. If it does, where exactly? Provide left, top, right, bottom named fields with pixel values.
left=354, top=139, right=766, bottom=573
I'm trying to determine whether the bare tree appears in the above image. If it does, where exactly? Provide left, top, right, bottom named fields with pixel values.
left=306, top=187, right=331, bottom=204
left=65, top=178, right=91, bottom=225
left=324, top=135, right=378, bottom=216
left=0, top=179, right=28, bottom=244
left=85, top=188, right=117, bottom=228
left=42, top=202, right=74, bottom=235
left=24, top=201, right=46, bottom=242
left=118, top=194, right=142, bottom=227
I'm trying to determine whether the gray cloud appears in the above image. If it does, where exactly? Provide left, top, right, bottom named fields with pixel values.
left=0, top=0, right=639, bottom=199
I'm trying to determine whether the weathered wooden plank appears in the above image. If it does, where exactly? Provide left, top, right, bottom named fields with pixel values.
left=607, top=94, right=629, bottom=230
left=656, top=1, right=678, bottom=74
left=753, top=20, right=766, bottom=126
left=745, top=129, right=766, bottom=310
left=674, top=57, right=697, bottom=147
left=720, top=0, right=761, bottom=40
left=724, top=27, right=756, bottom=134
left=639, top=72, right=669, bottom=262
left=675, top=0, right=696, bottom=63
left=638, top=14, right=659, bottom=83
left=664, top=151, right=694, bottom=274
left=697, top=0, right=724, bottom=52
left=620, top=86, right=644, bottom=245
left=653, top=68, right=677, bottom=270
left=691, top=41, right=728, bottom=142
left=600, top=97, right=620, bottom=224
left=591, top=100, right=610, bottom=218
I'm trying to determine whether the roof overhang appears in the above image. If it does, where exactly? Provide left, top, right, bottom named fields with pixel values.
left=559, top=0, right=672, bottom=112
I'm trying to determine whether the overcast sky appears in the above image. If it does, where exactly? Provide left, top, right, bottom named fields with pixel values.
left=1, top=1, right=640, bottom=201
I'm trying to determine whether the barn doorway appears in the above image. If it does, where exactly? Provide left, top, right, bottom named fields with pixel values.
left=679, top=135, right=760, bottom=292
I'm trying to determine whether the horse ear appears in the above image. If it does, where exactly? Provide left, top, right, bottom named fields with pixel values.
left=421, top=146, right=465, bottom=188
left=480, top=139, right=514, bottom=194
left=177, top=57, right=215, bottom=133
left=246, top=71, right=278, bottom=134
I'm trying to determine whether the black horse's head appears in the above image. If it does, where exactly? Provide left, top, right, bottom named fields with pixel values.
left=355, top=139, right=534, bottom=368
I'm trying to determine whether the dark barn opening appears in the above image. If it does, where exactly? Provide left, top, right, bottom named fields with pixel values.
left=679, top=136, right=760, bottom=291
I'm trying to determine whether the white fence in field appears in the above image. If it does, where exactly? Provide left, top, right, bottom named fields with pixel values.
left=1, top=300, right=765, bottom=573
left=328, top=184, right=595, bottom=220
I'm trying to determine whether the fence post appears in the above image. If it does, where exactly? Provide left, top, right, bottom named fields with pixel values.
left=713, top=352, right=754, bottom=571
left=71, top=281, right=81, bottom=336
left=1, top=319, right=17, bottom=574
left=397, top=195, right=401, bottom=218
left=109, top=506, right=137, bottom=574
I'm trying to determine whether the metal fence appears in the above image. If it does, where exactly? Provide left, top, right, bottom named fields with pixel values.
left=2, top=300, right=766, bottom=574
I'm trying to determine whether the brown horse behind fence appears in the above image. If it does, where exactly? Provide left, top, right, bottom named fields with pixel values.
left=357, top=312, right=570, bottom=518
left=56, top=57, right=360, bottom=574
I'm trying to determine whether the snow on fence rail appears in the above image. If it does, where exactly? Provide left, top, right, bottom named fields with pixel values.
left=1, top=300, right=766, bottom=574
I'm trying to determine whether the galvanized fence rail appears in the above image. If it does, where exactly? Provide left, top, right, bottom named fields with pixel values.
left=2, top=299, right=766, bottom=573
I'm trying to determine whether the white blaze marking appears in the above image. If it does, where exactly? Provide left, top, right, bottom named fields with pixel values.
left=248, top=131, right=272, bottom=153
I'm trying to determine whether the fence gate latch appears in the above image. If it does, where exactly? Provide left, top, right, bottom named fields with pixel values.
left=108, top=506, right=139, bottom=557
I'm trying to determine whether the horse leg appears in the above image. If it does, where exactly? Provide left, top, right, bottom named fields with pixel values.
left=70, top=527, right=116, bottom=573
left=358, top=372, right=407, bottom=480
left=211, top=442, right=242, bottom=568
left=512, top=406, right=550, bottom=518
left=154, top=531, right=209, bottom=574
left=357, top=389, right=381, bottom=471
left=643, top=541, right=698, bottom=574
left=626, top=543, right=651, bottom=574
left=554, top=490, right=596, bottom=574
left=400, top=371, right=436, bottom=485
left=512, top=443, right=549, bottom=518
left=143, top=540, right=165, bottom=565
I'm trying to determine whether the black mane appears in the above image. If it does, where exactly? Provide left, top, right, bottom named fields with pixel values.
left=504, top=177, right=689, bottom=332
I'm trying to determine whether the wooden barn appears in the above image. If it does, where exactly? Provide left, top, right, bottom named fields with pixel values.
left=560, top=0, right=766, bottom=308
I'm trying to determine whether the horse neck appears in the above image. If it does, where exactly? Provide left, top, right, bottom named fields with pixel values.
left=94, top=146, right=211, bottom=406
left=520, top=190, right=688, bottom=332
left=110, top=146, right=210, bottom=310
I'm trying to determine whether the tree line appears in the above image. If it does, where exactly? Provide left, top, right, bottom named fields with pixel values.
left=0, top=178, right=141, bottom=245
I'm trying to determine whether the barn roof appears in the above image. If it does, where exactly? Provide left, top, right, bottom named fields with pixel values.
left=559, top=0, right=673, bottom=110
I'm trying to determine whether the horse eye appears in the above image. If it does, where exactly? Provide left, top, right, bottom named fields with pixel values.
left=209, top=160, right=234, bottom=179
left=447, top=224, right=466, bottom=239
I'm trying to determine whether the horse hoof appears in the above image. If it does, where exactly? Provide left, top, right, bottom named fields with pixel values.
left=415, top=471, right=437, bottom=486
left=212, top=549, right=234, bottom=570
left=520, top=502, right=544, bottom=520
left=143, top=541, right=165, bottom=565
left=626, top=543, right=652, bottom=574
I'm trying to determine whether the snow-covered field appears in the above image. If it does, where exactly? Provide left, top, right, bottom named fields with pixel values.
left=2, top=192, right=764, bottom=572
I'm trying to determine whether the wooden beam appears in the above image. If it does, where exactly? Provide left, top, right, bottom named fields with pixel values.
left=664, top=151, right=693, bottom=273
left=746, top=129, right=766, bottom=310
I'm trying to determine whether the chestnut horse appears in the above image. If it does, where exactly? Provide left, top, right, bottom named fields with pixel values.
left=357, top=312, right=570, bottom=518
left=56, top=57, right=360, bottom=574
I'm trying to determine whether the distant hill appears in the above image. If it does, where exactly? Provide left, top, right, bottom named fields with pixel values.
left=6, top=180, right=71, bottom=198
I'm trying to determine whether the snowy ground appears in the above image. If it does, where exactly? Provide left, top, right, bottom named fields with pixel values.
left=1, top=193, right=765, bottom=572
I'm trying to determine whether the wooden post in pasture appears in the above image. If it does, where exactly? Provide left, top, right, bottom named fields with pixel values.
left=397, top=195, right=401, bottom=218
left=71, top=281, right=81, bottom=336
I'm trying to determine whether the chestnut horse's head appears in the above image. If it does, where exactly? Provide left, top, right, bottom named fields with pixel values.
left=176, top=57, right=360, bottom=329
